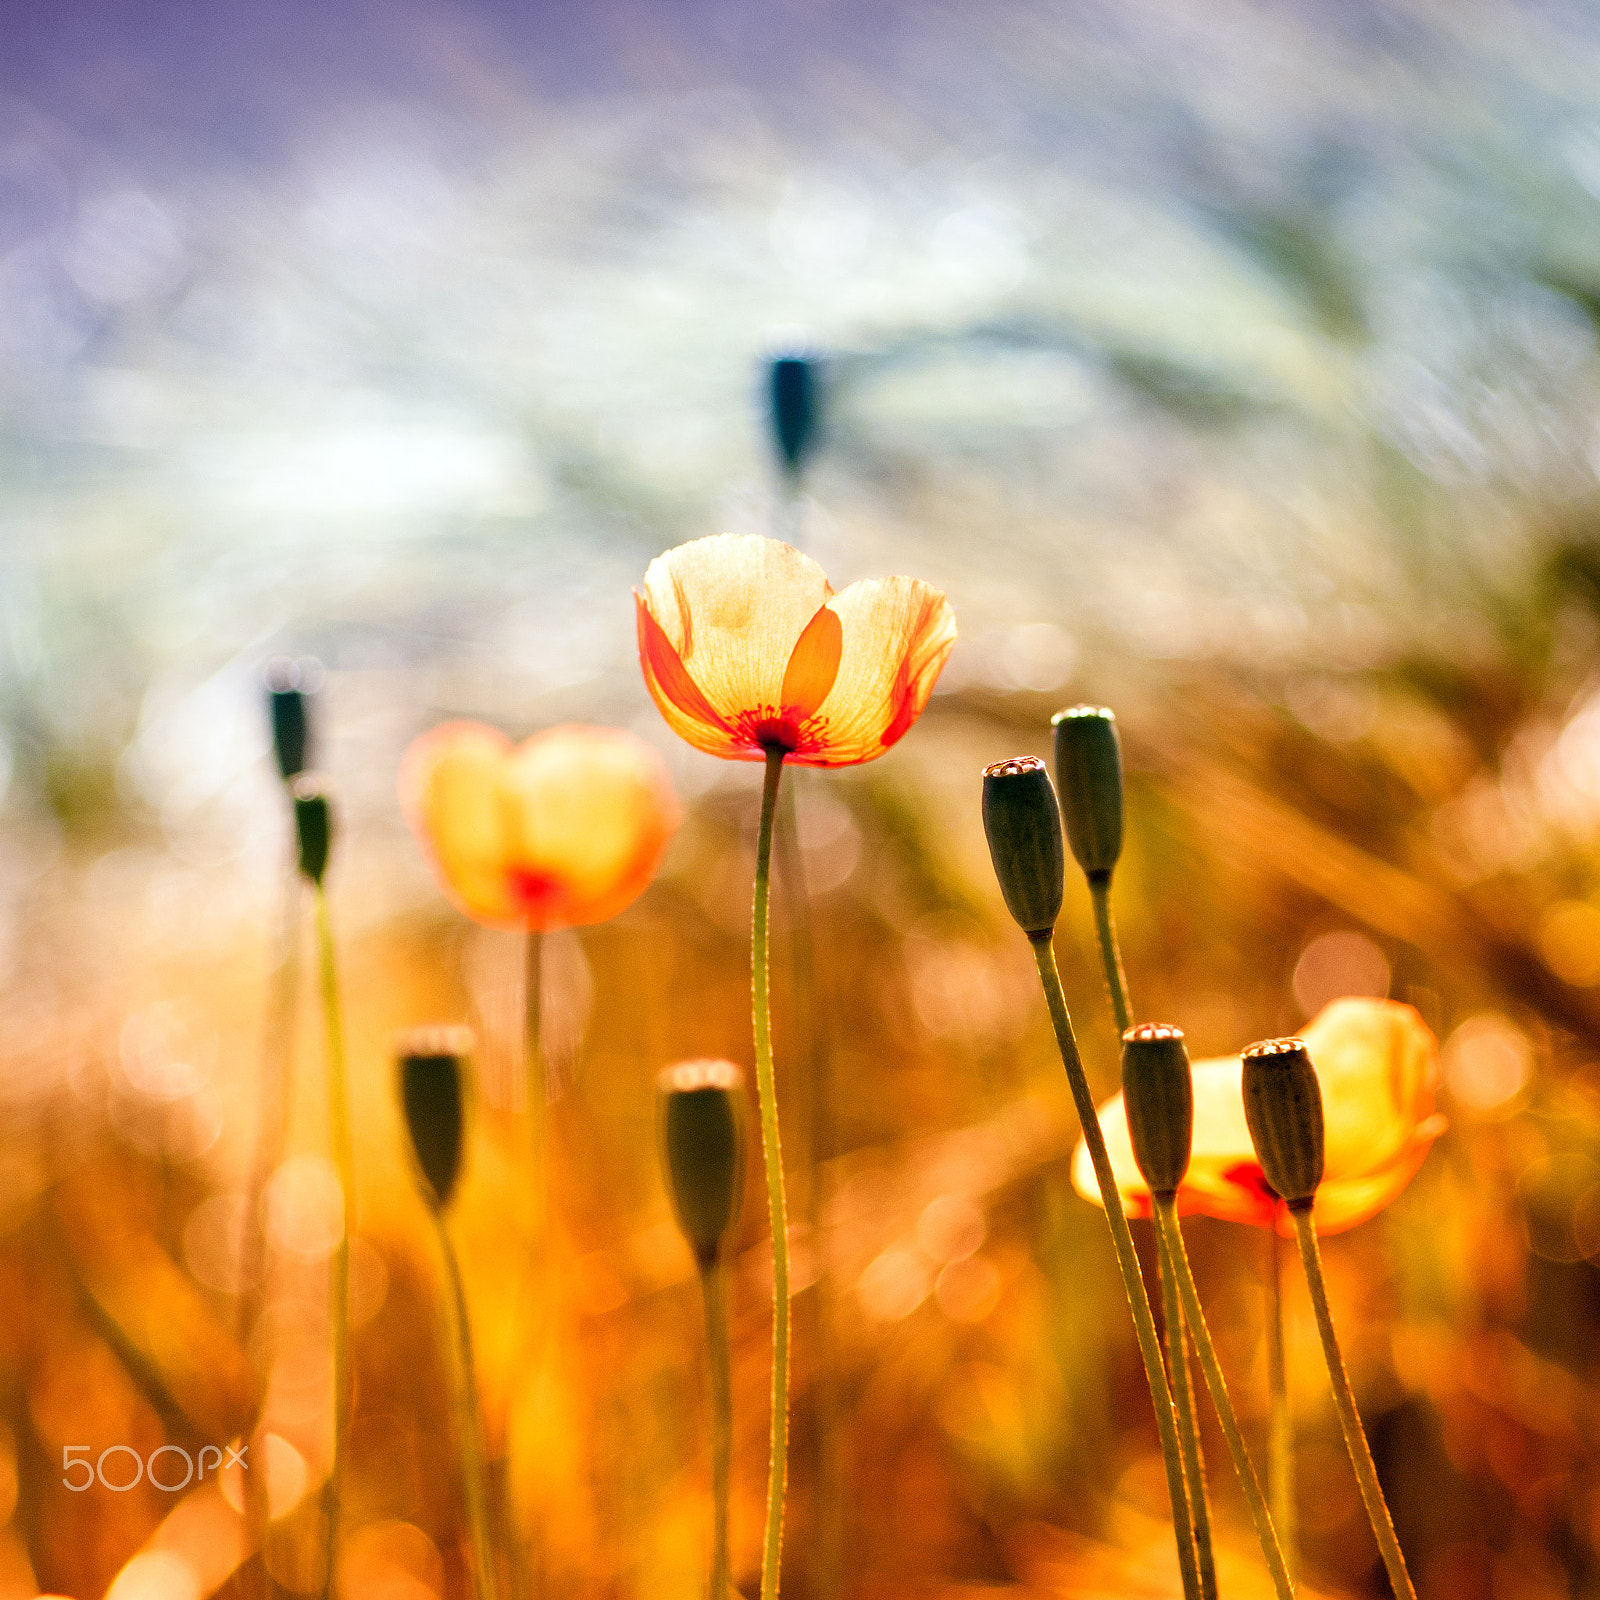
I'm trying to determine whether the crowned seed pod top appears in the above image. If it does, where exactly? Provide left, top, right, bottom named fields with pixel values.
left=1241, top=1037, right=1325, bottom=1207
left=292, top=778, right=332, bottom=886
left=1051, top=706, right=1124, bottom=880
left=397, top=1025, right=472, bottom=1211
left=1121, top=1023, right=1194, bottom=1196
left=659, top=1060, right=746, bottom=1267
left=982, top=757, right=1065, bottom=936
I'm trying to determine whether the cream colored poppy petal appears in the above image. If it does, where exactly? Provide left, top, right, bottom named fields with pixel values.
left=797, top=577, right=957, bottom=765
left=639, top=534, right=833, bottom=726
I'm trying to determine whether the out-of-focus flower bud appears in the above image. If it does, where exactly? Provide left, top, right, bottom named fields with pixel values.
left=1122, top=1023, right=1193, bottom=1196
left=398, top=1026, right=472, bottom=1211
left=1051, top=705, right=1123, bottom=880
left=292, top=778, right=332, bottom=886
left=982, top=757, right=1064, bottom=936
left=1242, top=1037, right=1325, bottom=1208
left=658, top=1060, right=746, bottom=1268
left=768, top=354, right=821, bottom=481
left=266, top=659, right=316, bottom=783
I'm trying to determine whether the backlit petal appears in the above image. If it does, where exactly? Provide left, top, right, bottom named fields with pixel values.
left=793, top=577, right=958, bottom=766
left=638, top=534, right=832, bottom=730
left=636, top=593, right=740, bottom=759
left=779, top=603, right=843, bottom=721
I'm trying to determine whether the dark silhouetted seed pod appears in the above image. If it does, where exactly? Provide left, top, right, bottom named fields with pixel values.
left=1242, top=1037, right=1324, bottom=1207
left=292, top=778, right=332, bottom=886
left=981, top=757, right=1065, bottom=936
left=768, top=354, right=821, bottom=481
left=1122, top=1023, right=1193, bottom=1195
left=1051, top=705, right=1124, bottom=881
left=659, top=1061, right=746, bottom=1267
left=398, top=1025, right=472, bottom=1211
left=265, top=658, right=318, bottom=781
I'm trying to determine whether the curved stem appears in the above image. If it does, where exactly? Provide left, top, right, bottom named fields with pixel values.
left=1027, top=935, right=1200, bottom=1600
left=1267, top=1219, right=1298, bottom=1578
left=1154, top=1198, right=1295, bottom=1599
left=314, top=887, right=353, bottom=1600
left=701, top=1262, right=734, bottom=1600
left=1156, top=1229, right=1217, bottom=1600
left=754, top=749, right=790, bottom=1600
left=436, top=1211, right=503, bottom=1600
left=1088, top=875, right=1131, bottom=1035
left=1290, top=1209, right=1416, bottom=1600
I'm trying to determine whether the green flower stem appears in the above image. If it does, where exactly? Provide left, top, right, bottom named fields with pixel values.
left=754, top=747, right=791, bottom=1600
left=526, top=929, right=545, bottom=1228
left=1088, top=875, right=1132, bottom=1035
left=1268, top=1220, right=1297, bottom=1578
left=1153, top=1199, right=1295, bottom=1600
left=701, top=1261, right=734, bottom=1600
left=1156, top=1230, right=1217, bottom=1600
left=1085, top=872, right=1215, bottom=1596
left=314, top=885, right=354, bottom=1600
left=435, top=1210, right=503, bottom=1600
left=519, top=927, right=547, bottom=1600
left=1027, top=935, right=1200, bottom=1600
left=1289, top=1208, right=1416, bottom=1600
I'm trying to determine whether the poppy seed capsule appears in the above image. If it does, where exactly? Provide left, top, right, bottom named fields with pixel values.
left=292, top=779, right=332, bottom=886
left=1122, top=1023, right=1193, bottom=1195
left=659, top=1061, right=746, bottom=1267
left=1051, top=706, right=1124, bottom=881
left=981, top=757, right=1065, bottom=936
left=769, top=354, right=821, bottom=479
left=397, top=1026, right=472, bottom=1211
left=1241, top=1037, right=1325, bottom=1207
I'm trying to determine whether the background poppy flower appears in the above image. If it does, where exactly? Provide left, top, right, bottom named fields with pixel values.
left=401, top=720, right=680, bottom=931
left=1072, top=997, right=1446, bottom=1235
left=635, top=533, right=957, bottom=765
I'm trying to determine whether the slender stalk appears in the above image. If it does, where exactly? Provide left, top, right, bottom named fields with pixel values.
left=240, top=857, right=303, bottom=1599
left=1267, top=1219, right=1298, bottom=1578
left=1085, top=872, right=1213, bottom=1593
left=313, top=886, right=354, bottom=1600
left=516, top=928, right=546, bottom=1600
left=774, top=773, right=842, bottom=1599
left=1154, top=1199, right=1295, bottom=1600
left=1088, top=875, right=1131, bottom=1034
left=1157, top=1231, right=1217, bottom=1600
left=753, top=747, right=791, bottom=1600
left=1027, top=935, right=1200, bottom=1600
left=1290, top=1208, right=1416, bottom=1600
left=435, top=1210, right=503, bottom=1600
left=701, top=1261, right=734, bottom=1600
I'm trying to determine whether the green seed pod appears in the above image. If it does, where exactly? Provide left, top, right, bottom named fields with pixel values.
left=1241, top=1037, right=1325, bottom=1207
left=1051, top=705, right=1124, bottom=881
left=1122, top=1023, right=1193, bottom=1195
left=659, top=1060, right=746, bottom=1267
left=291, top=778, right=332, bottom=886
left=981, top=757, right=1065, bottom=936
left=397, top=1025, right=472, bottom=1211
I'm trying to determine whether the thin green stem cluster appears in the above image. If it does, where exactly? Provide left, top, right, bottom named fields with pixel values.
left=1290, top=1209, right=1417, bottom=1600
left=1154, top=1201, right=1296, bottom=1600
left=753, top=748, right=791, bottom=1600
left=1028, top=935, right=1202, bottom=1600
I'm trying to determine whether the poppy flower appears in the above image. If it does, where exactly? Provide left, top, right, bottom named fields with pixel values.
left=635, top=533, right=957, bottom=766
left=400, top=721, right=680, bottom=931
left=1071, top=997, right=1446, bottom=1235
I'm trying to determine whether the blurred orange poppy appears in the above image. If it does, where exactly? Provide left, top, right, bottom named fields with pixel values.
left=1072, top=997, right=1446, bottom=1235
left=401, top=721, right=680, bottom=931
left=635, top=533, right=957, bottom=765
